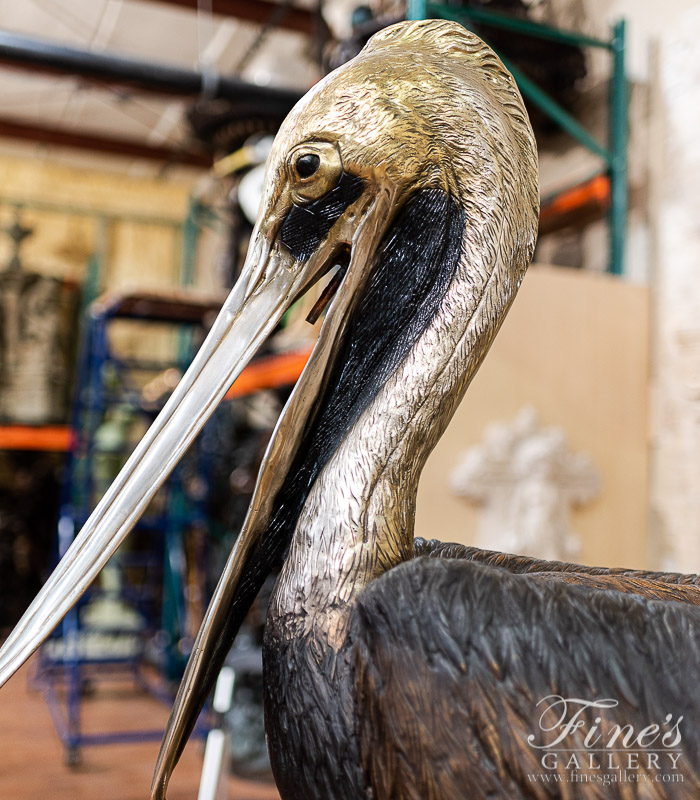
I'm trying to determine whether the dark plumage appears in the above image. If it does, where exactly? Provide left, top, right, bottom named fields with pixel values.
left=352, top=541, right=700, bottom=799
left=262, top=538, right=700, bottom=799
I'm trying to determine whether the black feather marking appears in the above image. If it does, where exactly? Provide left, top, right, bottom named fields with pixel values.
left=267, top=190, right=464, bottom=569
left=162, top=190, right=464, bottom=770
left=280, top=173, right=365, bottom=260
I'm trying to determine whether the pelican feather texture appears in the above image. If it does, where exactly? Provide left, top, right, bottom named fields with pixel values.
left=1, top=18, right=699, bottom=800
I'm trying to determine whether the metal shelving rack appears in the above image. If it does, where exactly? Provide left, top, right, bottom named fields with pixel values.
left=31, top=291, right=222, bottom=765
left=26, top=288, right=314, bottom=766
left=407, top=1, right=628, bottom=276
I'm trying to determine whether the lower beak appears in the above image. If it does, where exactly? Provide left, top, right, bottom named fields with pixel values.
left=0, top=230, right=317, bottom=686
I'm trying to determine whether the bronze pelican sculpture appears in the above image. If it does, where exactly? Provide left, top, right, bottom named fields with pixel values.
left=2, top=19, right=700, bottom=800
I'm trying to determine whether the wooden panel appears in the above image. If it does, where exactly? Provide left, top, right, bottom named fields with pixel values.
left=416, top=265, right=651, bottom=569
left=0, top=155, right=192, bottom=220
left=105, top=222, right=183, bottom=362
left=107, top=220, right=180, bottom=290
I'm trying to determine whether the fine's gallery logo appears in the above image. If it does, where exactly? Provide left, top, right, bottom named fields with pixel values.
left=525, top=695, right=685, bottom=788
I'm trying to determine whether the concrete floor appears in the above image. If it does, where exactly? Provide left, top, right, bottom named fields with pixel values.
left=0, top=661, right=280, bottom=800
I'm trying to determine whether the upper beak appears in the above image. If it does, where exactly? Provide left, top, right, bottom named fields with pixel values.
left=0, top=214, right=333, bottom=686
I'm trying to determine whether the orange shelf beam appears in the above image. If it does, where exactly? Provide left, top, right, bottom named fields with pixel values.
left=0, top=425, right=73, bottom=452
left=0, top=351, right=311, bottom=452
left=224, top=349, right=312, bottom=400
left=539, top=174, right=610, bottom=235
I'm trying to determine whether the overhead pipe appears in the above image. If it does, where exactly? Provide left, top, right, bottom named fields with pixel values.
left=0, top=30, right=303, bottom=113
left=150, top=0, right=324, bottom=37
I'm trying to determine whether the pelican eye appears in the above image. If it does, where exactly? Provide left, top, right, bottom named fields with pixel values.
left=288, top=142, right=343, bottom=203
left=295, top=153, right=320, bottom=178
left=281, top=140, right=363, bottom=260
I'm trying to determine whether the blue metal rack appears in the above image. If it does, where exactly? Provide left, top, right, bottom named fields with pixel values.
left=32, top=290, right=223, bottom=765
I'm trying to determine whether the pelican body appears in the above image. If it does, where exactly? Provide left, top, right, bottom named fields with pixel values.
left=2, top=19, right=700, bottom=800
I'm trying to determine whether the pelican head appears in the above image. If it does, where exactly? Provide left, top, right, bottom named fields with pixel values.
left=0, top=19, right=538, bottom=798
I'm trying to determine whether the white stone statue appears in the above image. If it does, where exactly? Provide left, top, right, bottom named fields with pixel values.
left=450, top=407, right=600, bottom=561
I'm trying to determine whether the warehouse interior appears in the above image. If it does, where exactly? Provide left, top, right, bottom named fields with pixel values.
left=1, top=1, right=699, bottom=798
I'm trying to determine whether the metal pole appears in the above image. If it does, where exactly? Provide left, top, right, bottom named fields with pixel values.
left=500, top=56, right=612, bottom=166
left=609, top=20, right=628, bottom=276
left=433, top=3, right=613, bottom=50
left=180, top=199, right=201, bottom=288
left=406, top=0, right=427, bottom=21
left=0, top=30, right=302, bottom=112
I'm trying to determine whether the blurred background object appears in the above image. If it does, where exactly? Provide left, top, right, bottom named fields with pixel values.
left=0, top=210, right=79, bottom=424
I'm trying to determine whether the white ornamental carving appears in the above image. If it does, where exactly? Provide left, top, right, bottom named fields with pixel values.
left=450, top=407, right=600, bottom=561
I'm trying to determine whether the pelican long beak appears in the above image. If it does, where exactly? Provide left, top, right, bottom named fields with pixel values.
left=0, top=217, right=337, bottom=688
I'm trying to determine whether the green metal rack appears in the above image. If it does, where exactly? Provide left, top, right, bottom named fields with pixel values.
left=407, top=2, right=628, bottom=276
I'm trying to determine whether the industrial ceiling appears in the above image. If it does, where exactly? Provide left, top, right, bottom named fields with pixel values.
left=0, top=0, right=338, bottom=175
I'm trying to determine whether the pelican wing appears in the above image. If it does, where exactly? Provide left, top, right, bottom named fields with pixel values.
left=352, top=557, right=700, bottom=800
left=414, top=538, right=700, bottom=602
